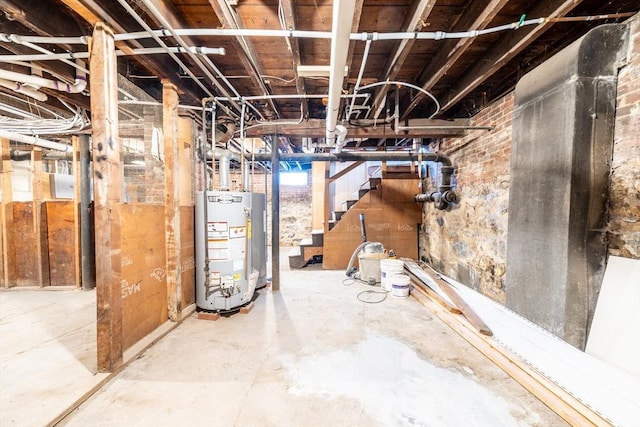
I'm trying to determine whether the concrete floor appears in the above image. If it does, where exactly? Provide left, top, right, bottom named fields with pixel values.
left=1, top=253, right=566, bottom=427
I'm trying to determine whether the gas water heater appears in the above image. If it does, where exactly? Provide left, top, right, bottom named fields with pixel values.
left=195, top=191, right=267, bottom=311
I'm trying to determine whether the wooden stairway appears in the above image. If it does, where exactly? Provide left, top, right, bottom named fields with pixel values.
left=288, top=176, right=380, bottom=269
left=288, top=229, right=324, bottom=268
left=288, top=165, right=421, bottom=270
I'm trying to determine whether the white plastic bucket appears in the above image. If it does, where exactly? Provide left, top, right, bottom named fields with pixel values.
left=390, top=273, right=411, bottom=298
left=380, top=259, right=405, bottom=291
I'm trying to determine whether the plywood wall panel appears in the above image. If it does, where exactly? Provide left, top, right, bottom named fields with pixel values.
left=121, top=204, right=168, bottom=350
left=45, top=201, right=76, bottom=286
left=10, top=203, right=44, bottom=286
left=180, top=206, right=195, bottom=307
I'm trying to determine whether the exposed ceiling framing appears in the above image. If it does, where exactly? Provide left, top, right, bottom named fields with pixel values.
left=0, top=0, right=637, bottom=153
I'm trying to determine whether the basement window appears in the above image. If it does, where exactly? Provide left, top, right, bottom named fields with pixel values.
left=281, top=171, right=308, bottom=186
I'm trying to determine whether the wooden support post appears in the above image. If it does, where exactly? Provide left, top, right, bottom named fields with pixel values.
left=31, top=148, right=50, bottom=287
left=1, top=137, right=13, bottom=288
left=163, top=82, right=182, bottom=321
left=72, top=136, right=81, bottom=288
left=90, top=22, right=123, bottom=373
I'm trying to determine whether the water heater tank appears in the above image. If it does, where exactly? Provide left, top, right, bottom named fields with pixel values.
left=195, top=191, right=267, bottom=311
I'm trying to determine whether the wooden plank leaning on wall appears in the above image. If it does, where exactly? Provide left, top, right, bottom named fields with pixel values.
left=90, top=22, right=124, bottom=373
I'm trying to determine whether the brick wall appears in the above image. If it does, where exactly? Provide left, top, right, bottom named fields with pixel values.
left=420, top=15, right=640, bottom=304
left=420, top=94, right=513, bottom=303
left=610, top=14, right=640, bottom=258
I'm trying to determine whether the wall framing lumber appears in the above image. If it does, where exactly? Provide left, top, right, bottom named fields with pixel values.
left=409, top=278, right=612, bottom=426
left=163, top=82, right=182, bottom=321
left=31, top=148, right=50, bottom=287
left=1, top=137, right=12, bottom=288
left=90, top=22, right=123, bottom=373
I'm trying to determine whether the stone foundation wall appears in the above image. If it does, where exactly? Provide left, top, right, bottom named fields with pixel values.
left=420, top=95, right=513, bottom=304
left=228, top=169, right=312, bottom=246
left=420, top=15, right=640, bottom=304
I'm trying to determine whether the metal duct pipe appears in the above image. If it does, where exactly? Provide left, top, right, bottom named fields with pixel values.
left=247, top=151, right=453, bottom=163
left=325, top=0, right=356, bottom=146
left=247, top=150, right=458, bottom=209
left=243, top=160, right=250, bottom=192
left=212, top=147, right=240, bottom=191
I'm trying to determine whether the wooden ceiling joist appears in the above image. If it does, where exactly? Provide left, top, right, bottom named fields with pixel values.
left=279, top=0, right=308, bottom=119
left=244, top=118, right=471, bottom=139
left=402, top=0, right=510, bottom=119
left=437, top=0, right=584, bottom=114
left=371, top=0, right=438, bottom=119
left=209, top=0, right=280, bottom=119
left=56, top=0, right=201, bottom=104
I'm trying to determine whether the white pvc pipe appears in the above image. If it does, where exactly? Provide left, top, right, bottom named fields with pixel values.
left=0, top=78, right=47, bottom=101
left=0, top=46, right=225, bottom=62
left=347, top=38, right=372, bottom=121
left=0, top=69, right=86, bottom=93
left=326, top=0, right=357, bottom=146
left=0, top=130, right=71, bottom=152
left=0, top=18, right=554, bottom=47
left=138, top=0, right=242, bottom=116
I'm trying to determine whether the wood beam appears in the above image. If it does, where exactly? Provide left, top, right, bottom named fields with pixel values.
left=209, top=0, right=280, bottom=118
left=345, top=0, right=365, bottom=78
left=403, top=0, right=509, bottom=119
left=0, top=137, right=13, bottom=288
left=437, top=0, right=583, bottom=114
left=163, top=82, right=182, bottom=321
left=279, top=0, right=308, bottom=119
left=90, top=22, right=123, bottom=373
left=245, top=118, right=471, bottom=138
left=57, top=0, right=200, bottom=104
left=372, top=0, right=437, bottom=119
left=31, top=148, right=49, bottom=287
left=0, top=0, right=87, bottom=47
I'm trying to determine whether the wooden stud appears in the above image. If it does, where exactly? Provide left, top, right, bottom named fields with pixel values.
left=1, top=137, right=13, bottom=288
left=163, top=81, right=182, bottom=322
left=90, top=22, right=123, bottom=373
left=31, top=148, right=50, bottom=287
left=409, top=290, right=610, bottom=426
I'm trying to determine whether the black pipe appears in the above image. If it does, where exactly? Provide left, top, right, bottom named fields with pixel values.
left=248, top=151, right=453, bottom=164
left=271, top=135, right=280, bottom=291
left=79, top=134, right=96, bottom=290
